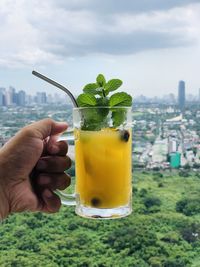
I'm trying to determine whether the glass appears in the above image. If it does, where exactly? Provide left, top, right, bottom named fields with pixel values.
left=58, top=107, right=133, bottom=219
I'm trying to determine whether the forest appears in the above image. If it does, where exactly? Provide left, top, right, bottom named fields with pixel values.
left=0, top=170, right=200, bottom=267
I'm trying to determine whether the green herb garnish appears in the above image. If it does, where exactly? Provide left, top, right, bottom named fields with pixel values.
left=76, top=74, right=132, bottom=130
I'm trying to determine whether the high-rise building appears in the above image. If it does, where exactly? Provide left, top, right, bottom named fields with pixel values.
left=36, top=92, right=47, bottom=104
left=47, top=94, right=53, bottom=104
left=0, top=91, right=3, bottom=106
left=0, top=88, right=5, bottom=106
left=178, top=80, right=185, bottom=112
left=9, top=86, right=15, bottom=105
left=17, top=90, right=26, bottom=106
left=26, top=94, right=33, bottom=105
left=168, top=138, right=177, bottom=154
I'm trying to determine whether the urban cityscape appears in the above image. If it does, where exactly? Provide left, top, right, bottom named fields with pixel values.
left=0, top=80, right=200, bottom=171
left=0, top=87, right=69, bottom=106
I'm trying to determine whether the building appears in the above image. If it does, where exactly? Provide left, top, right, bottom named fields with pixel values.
left=36, top=92, right=47, bottom=104
left=178, top=80, right=185, bottom=112
left=0, top=88, right=5, bottom=106
left=169, top=152, right=181, bottom=168
left=168, top=138, right=177, bottom=154
left=25, top=94, right=34, bottom=105
left=17, top=90, right=26, bottom=106
left=5, top=87, right=14, bottom=106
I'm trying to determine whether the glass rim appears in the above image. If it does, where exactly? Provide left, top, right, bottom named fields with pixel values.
left=73, top=106, right=132, bottom=111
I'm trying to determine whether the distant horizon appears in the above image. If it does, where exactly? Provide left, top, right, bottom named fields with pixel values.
left=1, top=82, right=200, bottom=99
left=1, top=1, right=200, bottom=97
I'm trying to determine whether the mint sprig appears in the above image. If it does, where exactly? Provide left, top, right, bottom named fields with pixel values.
left=77, top=74, right=132, bottom=130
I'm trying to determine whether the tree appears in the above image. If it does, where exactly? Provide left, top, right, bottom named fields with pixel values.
left=176, top=198, right=200, bottom=216
left=105, top=225, right=158, bottom=257
left=143, top=196, right=162, bottom=209
left=183, top=164, right=191, bottom=170
left=139, top=188, right=148, bottom=197
left=180, top=223, right=200, bottom=243
left=179, top=170, right=190, bottom=177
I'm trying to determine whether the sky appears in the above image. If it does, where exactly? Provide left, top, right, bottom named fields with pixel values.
left=0, top=0, right=200, bottom=98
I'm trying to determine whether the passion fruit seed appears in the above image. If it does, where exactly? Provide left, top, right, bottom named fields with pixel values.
left=92, top=215, right=103, bottom=218
left=91, top=198, right=101, bottom=207
left=120, top=130, right=130, bottom=142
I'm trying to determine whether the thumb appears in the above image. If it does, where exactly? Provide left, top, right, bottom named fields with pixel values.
left=0, top=119, right=68, bottom=158
left=21, top=118, right=68, bottom=140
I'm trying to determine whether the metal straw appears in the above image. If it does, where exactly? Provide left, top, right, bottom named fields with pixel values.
left=32, top=70, right=78, bottom=107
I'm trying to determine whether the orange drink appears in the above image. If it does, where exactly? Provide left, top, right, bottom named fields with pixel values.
left=75, top=128, right=132, bottom=209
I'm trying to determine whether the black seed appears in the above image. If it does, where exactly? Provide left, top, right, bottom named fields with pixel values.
left=92, top=215, right=103, bottom=218
left=120, top=130, right=130, bottom=142
left=91, top=198, right=101, bottom=207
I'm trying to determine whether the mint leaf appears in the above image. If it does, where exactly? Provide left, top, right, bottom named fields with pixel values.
left=81, top=108, right=109, bottom=131
left=83, top=83, right=99, bottom=95
left=96, top=97, right=109, bottom=107
left=109, top=92, right=132, bottom=107
left=112, top=110, right=126, bottom=128
left=77, top=93, right=97, bottom=107
left=83, top=83, right=105, bottom=96
left=104, top=79, right=122, bottom=92
left=96, top=74, right=106, bottom=87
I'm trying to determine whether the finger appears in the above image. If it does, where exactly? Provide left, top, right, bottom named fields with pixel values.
left=41, top=137, right=50, bottom=156
left=37, top=173, right=71, bottom=190
left=41, top=189, right=61, bottom=213
left=36, top=156, right=72, bottom=172
left=21, top=118, right=68, bottom=140
left=47, top=140, right=68, bottom=156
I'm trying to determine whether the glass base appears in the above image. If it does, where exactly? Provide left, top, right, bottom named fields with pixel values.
left=75, top=204, right=132, bottom=219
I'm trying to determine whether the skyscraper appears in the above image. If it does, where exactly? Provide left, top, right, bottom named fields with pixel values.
left=17, top=90, right=26, bottom=106
left=178, top=80, right=185, bottom=112
left=0, top=88, right=5, bottom=106
left=36, top=92, right=47, bottom=104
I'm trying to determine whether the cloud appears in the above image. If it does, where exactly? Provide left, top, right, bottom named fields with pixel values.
left=0, top=0, right=200, bottom=68
left=53, top=0, right=200, bottom=14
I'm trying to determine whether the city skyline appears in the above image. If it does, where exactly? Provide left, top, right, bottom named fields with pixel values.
left=0, top=1, right=200, bottom=96
left=0, top=86, right=69, bottom=106
left=0, top=80, right=200, bottom=108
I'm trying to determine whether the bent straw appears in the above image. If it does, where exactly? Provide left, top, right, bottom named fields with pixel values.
left=32, top=70, right=78, bottom=107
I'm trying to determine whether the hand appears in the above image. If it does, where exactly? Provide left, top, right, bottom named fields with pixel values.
left=0, top=119, right=71, bottom=220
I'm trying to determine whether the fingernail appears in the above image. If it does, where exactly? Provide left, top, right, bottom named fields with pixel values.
left=43, top=189, right=52, bottom=198
left=49, top=145, right=59, bottom=154
left=36, top=160, right=47, bottom=170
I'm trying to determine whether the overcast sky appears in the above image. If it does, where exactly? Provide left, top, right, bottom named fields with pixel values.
left=0, top=0, right=200, bottom=98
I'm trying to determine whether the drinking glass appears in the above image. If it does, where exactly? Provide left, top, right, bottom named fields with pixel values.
left=57, top=106, right=132, bottom=219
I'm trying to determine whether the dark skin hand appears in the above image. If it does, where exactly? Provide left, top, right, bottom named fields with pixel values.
left=0, top=119, right=71, bottom=220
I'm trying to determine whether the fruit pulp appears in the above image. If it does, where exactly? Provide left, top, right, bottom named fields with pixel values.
left=75, top=128, right=132, bottom=209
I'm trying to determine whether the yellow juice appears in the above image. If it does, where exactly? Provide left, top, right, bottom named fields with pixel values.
left=75, top=128, right=132, bottom=209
